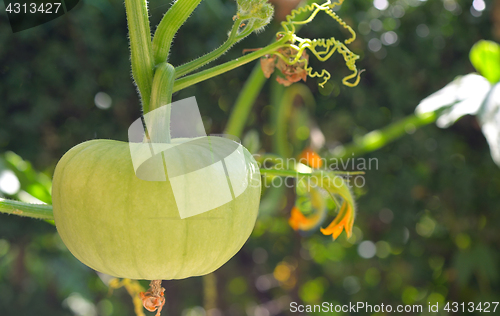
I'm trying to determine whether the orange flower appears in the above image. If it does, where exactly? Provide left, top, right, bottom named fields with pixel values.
left=289, top=206, right=305, bottom=230
left=298, top=147, right=323, bottom=169
left=290, top=172, right=356, bottom=241
left=320, top=202, right=354, bottom=240
left=289, top=206, right=325, bottom=232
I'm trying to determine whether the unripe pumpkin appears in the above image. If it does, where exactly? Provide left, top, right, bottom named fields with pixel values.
left=52, top=139, right=261, bottom=280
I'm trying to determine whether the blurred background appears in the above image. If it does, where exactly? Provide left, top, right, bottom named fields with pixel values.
left=1, top=0, right=499, bottom=315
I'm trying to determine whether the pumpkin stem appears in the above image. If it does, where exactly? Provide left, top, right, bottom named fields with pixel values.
left=140, top=280, right=166, bottom=316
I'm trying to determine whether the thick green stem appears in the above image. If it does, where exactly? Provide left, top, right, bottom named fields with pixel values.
left=149, top=63, right=176, bottom=142
left=224, top=66, right=267, bottom=138
left=173, top=37, right=289, bottom=92
left=152, top=0, right=203, bottom=65
left=0, top=198, right=54, bottom=220
left=124, top=0, right=155, bottom=113
left=150, top=63, right=176, bottom=112
left=329, top=112, right=437, bottom=160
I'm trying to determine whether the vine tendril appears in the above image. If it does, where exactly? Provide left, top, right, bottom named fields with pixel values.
left=269, top=0, right=363, bottom=88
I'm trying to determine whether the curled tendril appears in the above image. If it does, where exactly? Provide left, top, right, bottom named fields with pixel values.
left=270, top=0, right=363, bottom=88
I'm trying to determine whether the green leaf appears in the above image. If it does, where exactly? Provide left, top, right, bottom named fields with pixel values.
left=470, top=40, right=500, bottom=84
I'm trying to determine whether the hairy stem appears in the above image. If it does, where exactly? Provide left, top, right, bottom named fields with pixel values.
left=173, top=37, right=289, bottom=92
left=152, top=0, right=203, bottom=65
left=150, top=63, right=176, bottom=112
left=0, top=198, right=54, bottom=220
left=148, top=63, right=176, bottom=142
left=175, top=20, right=242, bottom=78
left=124, top=0, right=155, bottom=113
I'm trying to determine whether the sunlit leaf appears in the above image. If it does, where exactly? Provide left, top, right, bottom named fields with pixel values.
left=415, top=74, right=491, bottom=128
left=470, top=40, right=500, bottom=84
left=416, top=74, right=500, bottom=166
left=477, top=83, right=500, bottom=166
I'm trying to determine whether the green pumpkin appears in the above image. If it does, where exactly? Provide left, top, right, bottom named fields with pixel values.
left=52, top=139, right=261, bottom=280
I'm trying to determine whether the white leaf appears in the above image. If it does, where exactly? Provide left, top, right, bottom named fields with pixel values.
left=415, top=74, right=491, bottom=128
left=478, top=83, right=500, bottom=166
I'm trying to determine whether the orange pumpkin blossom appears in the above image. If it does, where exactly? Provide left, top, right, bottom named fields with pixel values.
left=289, top=205, right=327, bottom=231
left=320, top=202, right=355, bottom=240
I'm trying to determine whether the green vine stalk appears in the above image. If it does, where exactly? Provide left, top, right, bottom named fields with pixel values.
left=0, top=198, right=54, bottom=220
left=173, top=38, right=288, bottom=92
left=152, top=0, right=203, bottom=65
left=124, top=0, right=154, bottom=113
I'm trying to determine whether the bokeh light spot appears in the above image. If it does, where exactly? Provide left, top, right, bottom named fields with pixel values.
left=455, top=233, right=471, bottom=249
left=379, top=208, right=394, bottom=223
left=343, top=276, right=361, bottom=294
left=472, top=0, right=485, bottom=12
left=252, top=247, right=268, bottom=264
left=0, top=170, right=20, bottom=195
left=416, top=24, right=430, bottom=37
left=94, top=92, right=112, bottom=110
left=416, top=215, right=436, bottom=238
left=228, top=277, right=247, bottom=295
left=358, top=240, right=376, bottom=258
left=373, top=0, right=389, bottom=11
left=368, top=38, right=382, bottom=52
left=381, top=31, right=398, bottom=45
left=376, top=241, right=392, bottom=258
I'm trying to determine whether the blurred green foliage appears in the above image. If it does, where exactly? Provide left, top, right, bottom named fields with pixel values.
left=1, top=0, right=499, bottom=315
left=470, top=39, right=500, bottom=83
